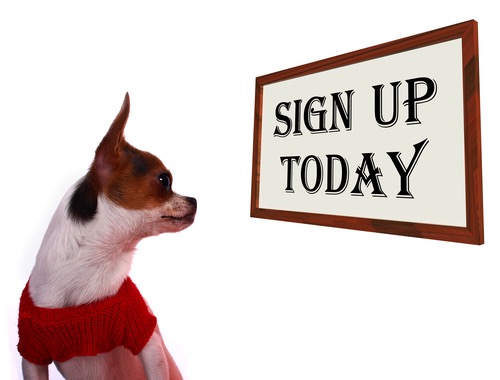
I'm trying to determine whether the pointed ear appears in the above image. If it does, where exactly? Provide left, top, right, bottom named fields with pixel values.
left=96, top=92, right=130, bottom=156
left=92, top=92, right=130, bottom=186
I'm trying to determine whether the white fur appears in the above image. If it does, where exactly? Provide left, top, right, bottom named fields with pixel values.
left=23, top=178, right=193, bottom=379
left=30, top=181, right=141, bottom=307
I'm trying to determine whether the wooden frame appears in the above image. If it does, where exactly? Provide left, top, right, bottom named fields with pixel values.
left=251, top=20, right=483, bottom=245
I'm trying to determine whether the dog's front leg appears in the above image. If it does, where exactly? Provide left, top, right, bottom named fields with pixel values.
left=22, top=359, right=48, bottom=380
left=139, top=331, right=171, bottom=379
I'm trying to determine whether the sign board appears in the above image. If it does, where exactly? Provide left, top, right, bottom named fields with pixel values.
left=251, top=20, right=483, bottom=244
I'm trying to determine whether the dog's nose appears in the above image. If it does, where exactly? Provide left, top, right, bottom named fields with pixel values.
left=186, top=197, right=197, bottom=208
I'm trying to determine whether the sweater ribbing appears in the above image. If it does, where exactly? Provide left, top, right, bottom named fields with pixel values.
left=18, top=277, right=157, bottom=365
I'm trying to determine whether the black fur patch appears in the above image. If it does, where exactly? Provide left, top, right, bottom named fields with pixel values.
left=68, top=176, right=98, bottom=223
left=129, top=150, right=151, bottom=176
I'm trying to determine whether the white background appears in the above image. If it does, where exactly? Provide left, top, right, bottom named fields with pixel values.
left=1, top=2, right=498, bottom=379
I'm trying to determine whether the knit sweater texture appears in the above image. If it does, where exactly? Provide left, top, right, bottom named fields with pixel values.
left=18, top=277, right=157, bottom=365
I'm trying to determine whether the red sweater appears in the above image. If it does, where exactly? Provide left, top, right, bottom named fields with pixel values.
left=18, top=277, right=157, bottom=365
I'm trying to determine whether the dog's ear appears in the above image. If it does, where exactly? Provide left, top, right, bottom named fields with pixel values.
left=69, top=93, right=130, bottom=222
left=92, top=93, right=130, bottom=186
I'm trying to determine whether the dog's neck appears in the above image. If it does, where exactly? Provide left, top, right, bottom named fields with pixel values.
left=29, top=186, right=145, bottom=308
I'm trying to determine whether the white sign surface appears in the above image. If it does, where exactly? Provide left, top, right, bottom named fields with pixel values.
left=259, top=39, right=465, bottom=227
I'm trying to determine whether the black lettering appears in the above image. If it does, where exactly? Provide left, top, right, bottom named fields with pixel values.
left=403, top=77, right=437, bottom=125
left=373, top=82, right=402, bottom=128
left=280, top=156, right=301, bottom=193
left=351, top=153, right=386, bottom=197
left=325, top=154, right=349, bottom=194
left=304, top=96, right=328, bottom=134
left=300, top=155, right=323, bottom=194
left=274, top=102, right=292, bottom=137
left=387, top=138, right=429, bottom=198
left=330, top=90, right=355, bottom=132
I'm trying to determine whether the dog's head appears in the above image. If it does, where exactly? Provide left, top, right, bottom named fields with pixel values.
left=68, top=93, right=197, bottom=237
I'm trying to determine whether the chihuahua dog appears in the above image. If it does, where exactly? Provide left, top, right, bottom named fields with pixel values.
left=18, top=93, right=196, bottom=379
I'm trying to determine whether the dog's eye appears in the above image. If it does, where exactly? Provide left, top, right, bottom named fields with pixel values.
left=158, top=172, right=171, bottom=191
